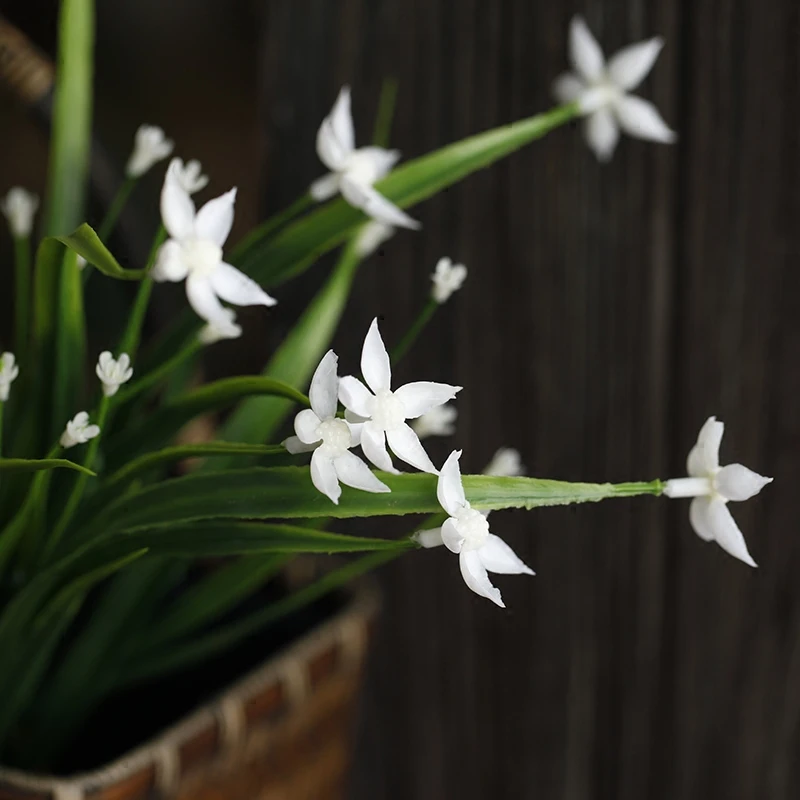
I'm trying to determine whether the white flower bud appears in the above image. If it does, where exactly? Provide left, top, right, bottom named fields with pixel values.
left=1, top=188, right=39, bottom=237
left=60, top=412, right=101, bottom=448
left=126, top=125, right=174, bottom=178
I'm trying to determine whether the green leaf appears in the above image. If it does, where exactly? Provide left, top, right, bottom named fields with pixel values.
left=83, top=467, right=663, bottom=539
left=55, top=223, right=148, bottom=280
left=213, top=237, right=363, bottom=465
left=105, top=377, right=309, bottom=468
left=0, top=458, right=96, bottom=476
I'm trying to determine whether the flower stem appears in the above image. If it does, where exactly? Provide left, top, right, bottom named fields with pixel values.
left=0, top=401, right=4, bottom=458
left=13, top=235, right=31, bottom=362
left=97, top=176, right=136, bottom=242
left=391, top=298, right=438, bottom=363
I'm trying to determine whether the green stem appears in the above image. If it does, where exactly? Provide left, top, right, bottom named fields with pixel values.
left=228, top=193, right=313, bottom=264
left=0, top=401, right=4, bottom=458
left=97, top=176, right=136, bottom=243
left=13, top=236, right=31, bottom=362
left=372, top=78, right=399, bottom=147
left=392, top=298, right=438, bottom=363
left=45, top=398, right=110, bottom=559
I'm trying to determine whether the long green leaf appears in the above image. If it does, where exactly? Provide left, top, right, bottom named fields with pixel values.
left=56, top=223, right=148, bottom=280
left=83, top=467, right=663, bottom=539
left=0, top=458, right=95, bottom=476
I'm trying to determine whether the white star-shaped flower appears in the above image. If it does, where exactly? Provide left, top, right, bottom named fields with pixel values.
left=484, top=447, right=524, bottom=477
left=60, top=411, right=101, bottom=449
left=339, top=318, right=461, bottom=474
left=553, top=16, right=676, bottom=161
left=431, top=257, right=467, bottom=304
left=284, top=350, right=390, bottom=505
left=414, top=450, right=534, bottom=608
left=410, top=403, right=457, bottom=440
left=663, top=416, right=772, bottom=567
left=0, top=352, right=20, bottom=401
left=310, top=87, right=420, bottom=230
left=1, top=187, right=39, bottom=237
left=198, top=309, right=243, bottom=345
left=95, top=351, right=133, bottom=397
left=152, top=160, right=276, bottom=327
left=126, top=125, right=174, bottom=178
left=170, top=157, right=209, bottom=194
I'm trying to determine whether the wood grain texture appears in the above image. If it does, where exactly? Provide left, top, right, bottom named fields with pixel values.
left=257, top=1, right=799, bottom=798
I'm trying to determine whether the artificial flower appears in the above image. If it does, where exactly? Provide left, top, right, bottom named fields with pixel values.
left=553, top=16, right=676, bottom=161
left=0, top=352, right=19, bottom=401
left=284, top=350, right=390, bottom=504
left=125, top=125, right=174, bottom=178
left=354, top=220, right=395, bottom=258
left=414, top=450, right=534, bottom=607
left=60, top=412, right=100, bottom=449
left=197, top=309, right=243, bottom=345
left=339, top=318, right=461, bottom=474
left=171, top=157, right=209, bottom=194
left=311, top=86, right=420, bottom=230
left=484, top=447, right=524, bottom=477
left=1, top=187, right=38, bottom=237
left=152, top=160, right=276, bottom=327
left=663, top=416, right=772, bottom=567
left=95, top=351, right=133, bottom=397
left=410, top=403, right=457, bottom=440
left=431, top=257, right=467, bottom=304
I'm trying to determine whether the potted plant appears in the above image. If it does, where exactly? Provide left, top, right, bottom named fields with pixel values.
left=0, top=3, right=772, bottom=797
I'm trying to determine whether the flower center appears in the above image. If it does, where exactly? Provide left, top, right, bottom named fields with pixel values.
left=455, top=507, right=490, bottom=551
left=371, top=390, right=406, bottom=431
left=316, top=418, right=352, bottom=458
left=182, top=238, right=222, bottom=277
left=344, top=150, right=382, bottom=186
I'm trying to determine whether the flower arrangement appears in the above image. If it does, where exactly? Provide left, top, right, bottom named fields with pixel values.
left=0, top=2, right=772, bottom=772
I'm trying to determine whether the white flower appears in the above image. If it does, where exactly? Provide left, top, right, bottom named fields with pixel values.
left=60, top=411, right=101, bottom=449
left=126, top=125, right=174, bottom=178
left=411, top=403, right=457, bottom=440
left=414, top=450, right=534, bottom=608
left=170, top=157, right=209, bottom=194
left=339, top=318, right=461, bottom=474
left=198, top=309, right=243, bottom=345
left=152, top=160, right=276, bottom=327
left=310, top=87, right=420, bottom=230
left=1, top=187, right=39, bottom=237
left=95, top=351, right=133, bottom=397
left=553, top=16, right=676, bottom=161
left=663, top=416, right=772, bottom=567
left=431, top=257, right=467, bottom=304
left=284, top=350, right=390, bottom=505
left=354, top=220, right=395, bottom=258
left=484, top=447, right=524, bottom=477
left=0, top=352, right=20, bottom=401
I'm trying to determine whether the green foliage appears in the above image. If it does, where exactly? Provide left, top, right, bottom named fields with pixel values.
left=0, top=458, right=95, bottom=476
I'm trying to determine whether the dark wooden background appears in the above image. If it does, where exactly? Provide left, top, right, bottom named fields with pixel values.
left=1, top=0, right=798, bottom=797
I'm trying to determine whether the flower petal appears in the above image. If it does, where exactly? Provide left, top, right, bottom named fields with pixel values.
left=361, top=318, right=392, bottom=393
left=338, top=376, right=374, bottom=418
left=459, top=550, right=504, bottom=607
left=689, top=496, right=716, bottom=542
left=351, top=146, right=401, bottom=180
left=386, top=423, right=438, bottom=474
left=194, top=188, right=236, bottom=246
left=705, top=497, right=758, bottom=567
left=437, top=449, right=466, bottom=517
left=161, top=164, right=196, bottom=241
left=310, top=173, right=341, bottom=201
left=614, top=95, right=676, bottom=143
left=715, top=464, right=773, bottom=502
left=309, top=350, right=339, bottom=420
left=185, top=275, right=228, bottom=326
left=413, top=527, right=444, bottom=548
left=441, top=517, right=465, bottom=553
left=552, top=72, right=585, bottom=105
left=569, top=16, right=605, bottom=83
left=151, top=239, right=188, bottom=282
left=294, top=408, right=322, bottom=444
left=333, top=450, right=391, bottom=494
left=360, top=421, right=399, bottom=474
left=316, top=87, right=354, bottom=171
left=210, top=263, right=277, bottom=307
left=584, top=108, right=620, bottom=162
left=607, top=37, right=664, bottom=90
left=687, top=416, right=724, bottom=477
left=329, top=86, right=355, bottom=158
left=310, top=448, right=341, bottom=504
left=340, top=177, right=421, bottom=230
left=283, top=435, right=318, bottom=455
left=393, top=381, right=462, bottom=419
left=479, top=534, right=535, bottom=575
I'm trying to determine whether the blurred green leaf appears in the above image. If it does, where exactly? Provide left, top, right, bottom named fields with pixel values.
left=56, top=223, right=148, bottom=280
left=0, top=458, right=95, bottom=476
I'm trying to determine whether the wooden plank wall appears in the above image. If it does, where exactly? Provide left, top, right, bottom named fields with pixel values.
left=257, top=1, right=800, bottom=798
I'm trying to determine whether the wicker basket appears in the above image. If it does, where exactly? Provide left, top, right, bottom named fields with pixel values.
left=0, top=581, right=379, bottom=800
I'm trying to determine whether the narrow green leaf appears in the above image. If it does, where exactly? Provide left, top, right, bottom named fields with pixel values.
left=0, top=458, right=95, bottom=476
left=56, top=223, right=148, bottom=280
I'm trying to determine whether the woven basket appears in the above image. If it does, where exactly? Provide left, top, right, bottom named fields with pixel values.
left=0, top=581, right=379, bottom=800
